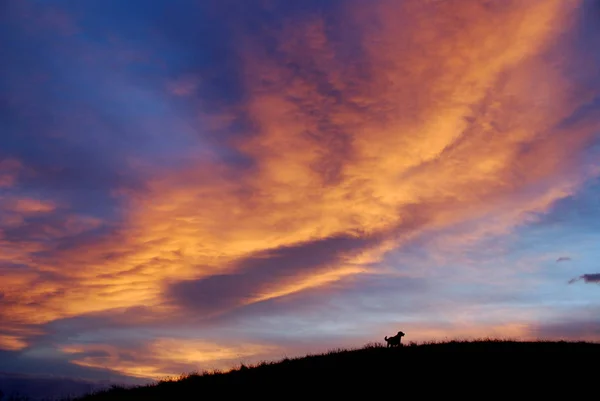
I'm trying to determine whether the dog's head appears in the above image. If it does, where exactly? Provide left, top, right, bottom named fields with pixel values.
left=397, top=331, right=405, bottom=337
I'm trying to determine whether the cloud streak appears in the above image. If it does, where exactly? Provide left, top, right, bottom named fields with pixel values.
left=568, top=274, right=600, bottom=285
left=60, top=338, right=280, bottom=379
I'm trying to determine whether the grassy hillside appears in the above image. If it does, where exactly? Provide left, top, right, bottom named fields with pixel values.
left=69, top=339, right=599, bottom=400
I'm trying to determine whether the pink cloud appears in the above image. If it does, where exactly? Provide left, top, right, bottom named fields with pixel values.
left=0, top=158, right=22, bottom=188
left=167, top=75, right=201, bottom=97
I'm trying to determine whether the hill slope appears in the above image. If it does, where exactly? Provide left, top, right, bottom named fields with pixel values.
left=74, top=340, right=600, bottom=400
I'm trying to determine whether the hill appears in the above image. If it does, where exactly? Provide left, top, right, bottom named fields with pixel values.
left=70, top=339, right=598, bottom=400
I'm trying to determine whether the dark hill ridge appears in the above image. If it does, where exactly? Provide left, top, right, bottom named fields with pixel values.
left=74, top=340, right=599, bottom=400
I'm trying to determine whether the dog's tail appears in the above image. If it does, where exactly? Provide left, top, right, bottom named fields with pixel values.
left=384, top=336, right=388, bottom=341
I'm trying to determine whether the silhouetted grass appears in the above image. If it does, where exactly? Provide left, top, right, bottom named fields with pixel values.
left=64, top=339, right=598, bottom=400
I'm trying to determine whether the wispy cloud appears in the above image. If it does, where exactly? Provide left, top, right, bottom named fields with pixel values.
left=0, top=335, right=28, bottom=351
left=1, top=0, right=593, bottom=332
left=61, top=338, right=280, bottom=379
left=556, top=257, right=572, bottom=262
left=568, top=273, right=600, bottom=284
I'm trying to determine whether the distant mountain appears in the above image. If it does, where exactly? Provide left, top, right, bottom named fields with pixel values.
left=0, top=372, right=132, bottom=400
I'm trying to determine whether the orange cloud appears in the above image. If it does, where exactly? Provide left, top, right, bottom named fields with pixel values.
left=1, top=0, right=598, bottom=371
left=0, top=334, right=29, bottom=351
left=61, top=339, right=280, bottom=379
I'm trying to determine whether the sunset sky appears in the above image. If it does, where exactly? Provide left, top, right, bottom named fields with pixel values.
left=1, top=0, right=600, bottom=392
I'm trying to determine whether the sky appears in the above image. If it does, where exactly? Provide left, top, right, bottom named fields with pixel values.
left=1, top=0, right=600, bottom=396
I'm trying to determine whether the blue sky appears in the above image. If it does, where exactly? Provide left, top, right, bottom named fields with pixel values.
left=1, top=0, right=599, bottom=398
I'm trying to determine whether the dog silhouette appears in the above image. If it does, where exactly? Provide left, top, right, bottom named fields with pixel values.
left=385, top=331, right=405, bottom=348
